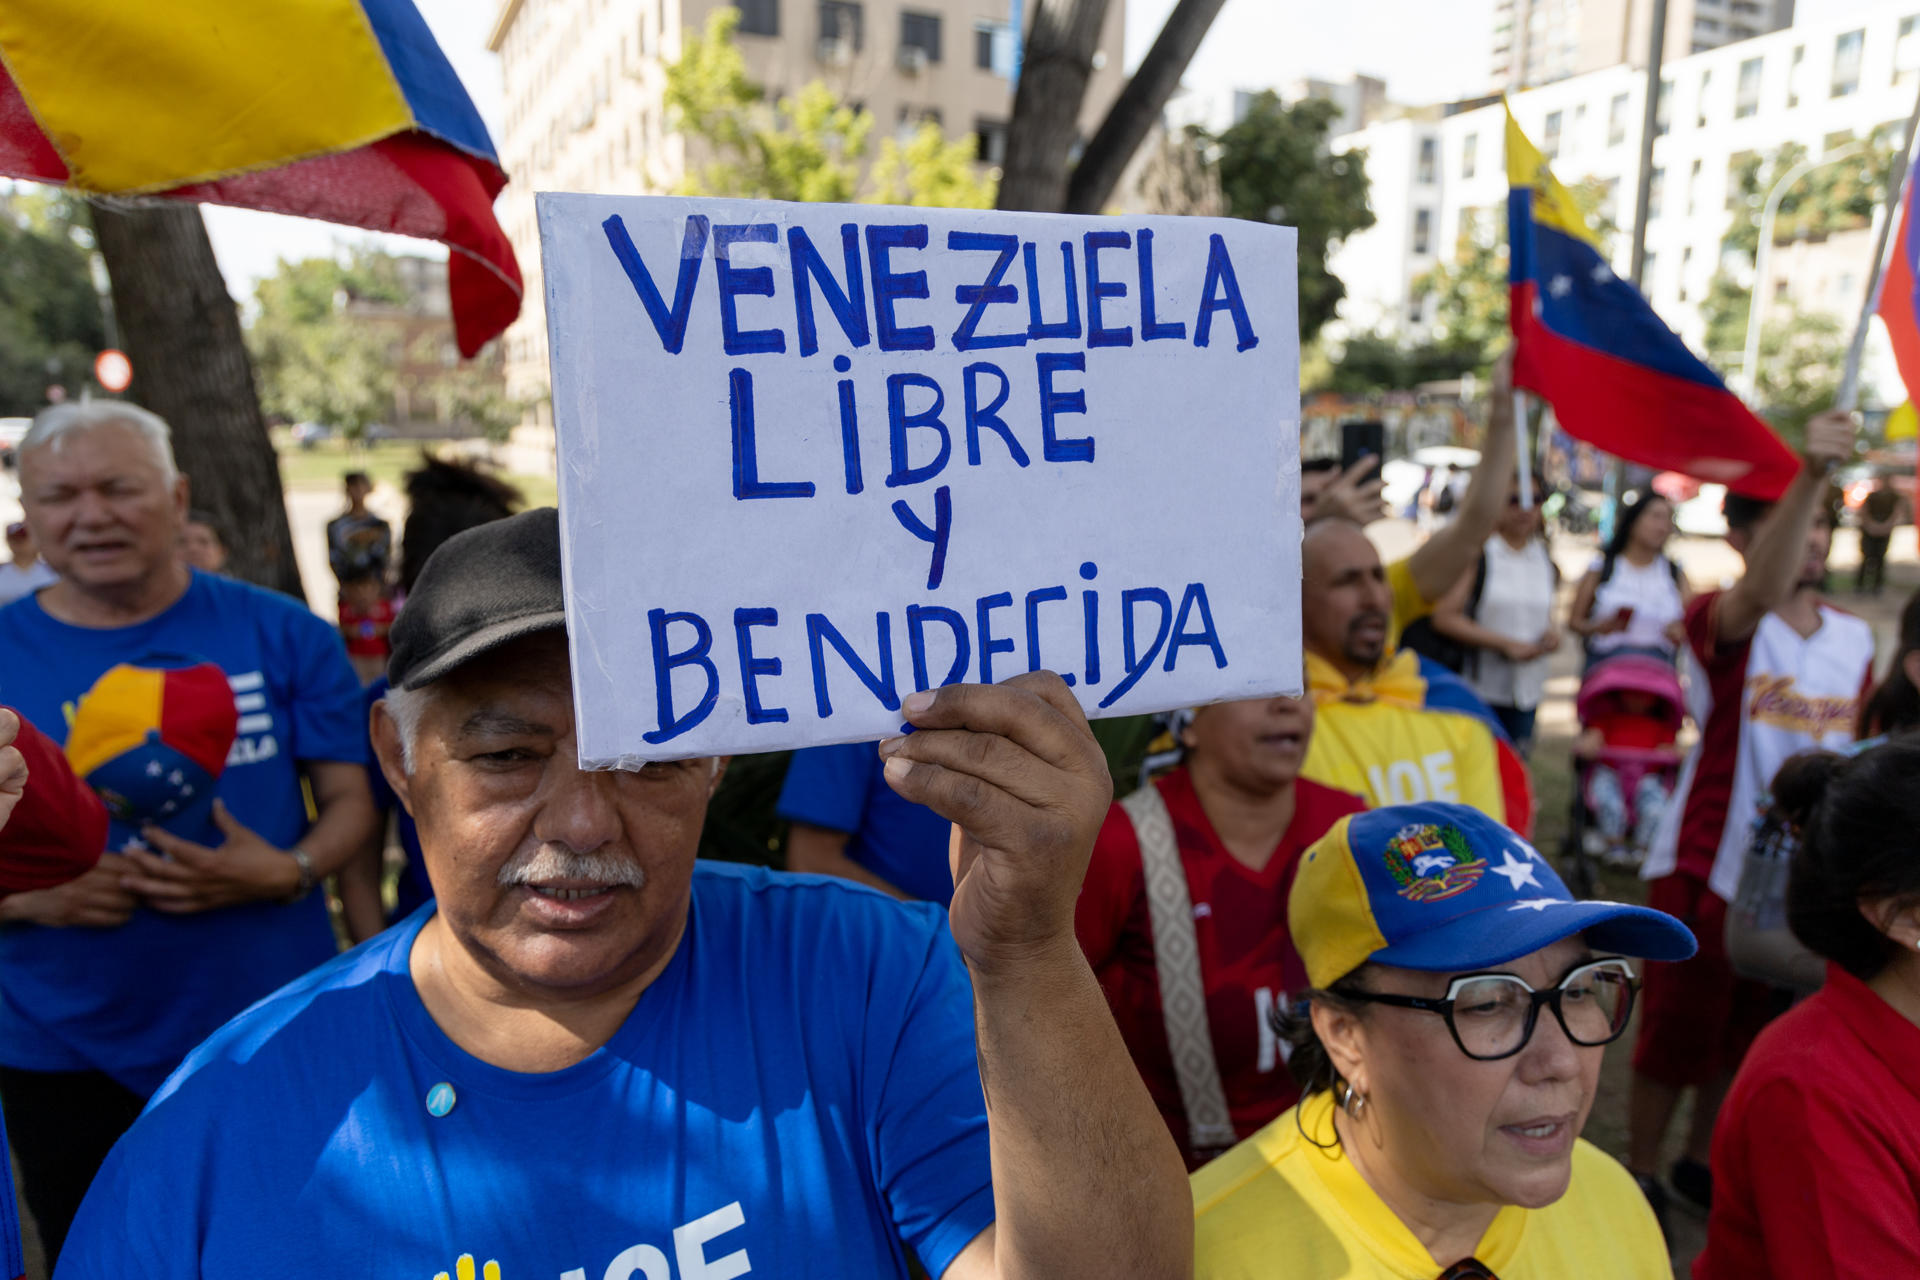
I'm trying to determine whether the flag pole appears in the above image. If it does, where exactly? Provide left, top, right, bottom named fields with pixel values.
left=1838, top=75, right=1920, bottom=413
left=1514, top=390, right=1533, bottom=509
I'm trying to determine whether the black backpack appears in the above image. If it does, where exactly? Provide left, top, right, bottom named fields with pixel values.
left=1396, top=551, right=1488, bottom=675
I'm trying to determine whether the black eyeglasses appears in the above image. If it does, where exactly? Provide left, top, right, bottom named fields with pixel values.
left=1339, top=957, right=1638, bottom=1061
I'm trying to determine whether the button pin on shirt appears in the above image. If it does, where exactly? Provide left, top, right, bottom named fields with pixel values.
left=426, top=1083, right=456, bottom=1117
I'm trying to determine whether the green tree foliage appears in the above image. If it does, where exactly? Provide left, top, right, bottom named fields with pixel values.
left=1208, top=93, right=1374, bottom=344
left=0, top=190, right=108, bottom=414
left=248, top=254, right=402, bottom=444
left=667, top=9, right=994, bottom=208
left=1720, top=135, right=1901, bottom=261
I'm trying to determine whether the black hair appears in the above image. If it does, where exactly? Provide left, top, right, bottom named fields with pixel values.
left=1860, top=589, right=1920, bottom=737
left=1774, top=739, right=1920, bottom=980
left=1301, top=456, right=1341, bottom=474
left=398, top=454, right=524, bottom=595
left=1723, top=491, right=1771, bottom=535
left=342, top=470, right=371, bottom=487
left=1273, top=979, right=1372, bottom=1150
left=1603, top=491, right=1670, bottom=561
left=184, top=509, right=226, bottom=547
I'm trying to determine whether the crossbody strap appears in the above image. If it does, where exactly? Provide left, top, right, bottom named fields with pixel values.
left=1120, top=785, right=1236, bottom=1156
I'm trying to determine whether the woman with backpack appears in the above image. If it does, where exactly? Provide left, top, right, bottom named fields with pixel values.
left=1567, top=492, right=1692, bottom=665
left=1430, top=484, right=1560, bottom=754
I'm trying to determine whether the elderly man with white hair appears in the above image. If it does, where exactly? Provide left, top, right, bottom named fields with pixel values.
left=0, top=402, right=375, bottom=1268
left=55, top=507, right=1193, bottom=1280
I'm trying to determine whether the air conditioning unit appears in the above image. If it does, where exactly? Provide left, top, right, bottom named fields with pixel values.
left=817, top=36, right=854, bottom=66
left=898, top=46, right=929, bottom=74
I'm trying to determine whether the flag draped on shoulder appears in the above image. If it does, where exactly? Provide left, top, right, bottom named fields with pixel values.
left=1876, top=152, right=1920, bottom=406
left=1506, top=106, right=1797, bottom=499
left=0, top=0, right=520, bottom=356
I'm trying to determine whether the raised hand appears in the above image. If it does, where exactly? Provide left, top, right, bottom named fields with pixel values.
left=877, top=673, right=1112, bottom=971
left=0, top=708, right=23, bottom=833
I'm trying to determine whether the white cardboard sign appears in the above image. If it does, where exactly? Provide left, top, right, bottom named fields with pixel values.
left=537, top=194, right=1301, bottom=766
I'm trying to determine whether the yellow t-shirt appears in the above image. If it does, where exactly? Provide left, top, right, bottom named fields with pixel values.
left=1193, top=1092, right=1670, bottom=1279
left=1386, top=556, right=1429, bottom=650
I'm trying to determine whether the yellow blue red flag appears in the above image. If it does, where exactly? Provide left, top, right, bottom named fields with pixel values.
left=0, top=0, right=520, bottom=356
left=1506, top=106, right=1796, bottom=498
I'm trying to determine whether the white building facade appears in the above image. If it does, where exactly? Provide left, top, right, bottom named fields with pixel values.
left=1336, top=0, right=1920, bottom=397
left=486, top=0, right=1125, bottom=472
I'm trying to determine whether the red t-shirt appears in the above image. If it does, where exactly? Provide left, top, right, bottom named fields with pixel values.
left=1695, top=963, right=1920, bottom=1279
left=1075, top=766, right=1366, bottom=1167
left=339, top=596, right=396, bottom=658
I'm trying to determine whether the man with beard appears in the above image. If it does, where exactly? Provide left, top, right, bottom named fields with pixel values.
left=1627, top=408, right=1871, bottom=1237
left=56, top=509, right=1192, bottom=1280
left=1294, top=517, right=1532, bottom=831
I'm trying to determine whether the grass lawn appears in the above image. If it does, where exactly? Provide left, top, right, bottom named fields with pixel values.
left=274, top=434, right=557, bottom=509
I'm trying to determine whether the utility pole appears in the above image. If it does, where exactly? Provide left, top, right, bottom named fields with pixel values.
left=1605, top=0, right=1669, bottom=534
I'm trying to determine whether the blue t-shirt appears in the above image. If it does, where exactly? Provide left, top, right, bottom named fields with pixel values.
left=0, top=571, right=367, bottom=1095
left=59, top=864, right=996, bottom=1279
left=778, top=743, right=956, bottom=905
left=363, top=676, right=434, bottom=921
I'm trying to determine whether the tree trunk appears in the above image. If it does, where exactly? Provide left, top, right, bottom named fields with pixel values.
left=89, top=200, right=304, bottom=598
left=1065, top=0, right=1226, bottom=215
left=995, top=0, right=1111, bottom=212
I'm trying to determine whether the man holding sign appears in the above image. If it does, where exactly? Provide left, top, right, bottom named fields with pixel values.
left=59, top=509, right=1193, bottom=1279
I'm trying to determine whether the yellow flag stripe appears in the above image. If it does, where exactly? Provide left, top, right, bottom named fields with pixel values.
left=0, top=0, right=413, bottom=193
left=1504, top=103, right=1607, bottom=255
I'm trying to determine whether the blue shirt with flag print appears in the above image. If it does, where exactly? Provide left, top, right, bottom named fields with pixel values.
left=57, top=864, right=997, bottom=1280
left=0, top=570, right=367, bottom=1096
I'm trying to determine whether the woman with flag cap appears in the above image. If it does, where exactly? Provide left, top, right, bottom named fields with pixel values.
left=1192, top=802, right=1695, bottom=1278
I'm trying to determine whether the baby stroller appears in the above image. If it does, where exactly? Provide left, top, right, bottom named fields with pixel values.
left=1563, top=654, right=1686, bottom=898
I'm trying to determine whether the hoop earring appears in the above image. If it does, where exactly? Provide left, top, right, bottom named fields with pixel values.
left=1343, top=1082, right=1368, bottom=1123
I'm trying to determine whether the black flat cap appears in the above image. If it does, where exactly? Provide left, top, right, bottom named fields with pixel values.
left=388, top=507, right=567, bottom=690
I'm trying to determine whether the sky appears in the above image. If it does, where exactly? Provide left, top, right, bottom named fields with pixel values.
left=189, top=0, right=1898, bottom=297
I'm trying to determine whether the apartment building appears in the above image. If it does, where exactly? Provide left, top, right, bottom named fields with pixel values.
left=1336, top=0, right=1919, bottom=397
left=486, top=0, right=1126, bottom=471
left=1492, top=0, right=1795, bottom=91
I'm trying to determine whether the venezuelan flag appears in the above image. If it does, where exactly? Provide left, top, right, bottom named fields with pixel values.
left=1876, top=154, right=1920, bottom=406
left=1506, top=107, right=1798, bottom=498
left=0, top=0, right=520, bottom=356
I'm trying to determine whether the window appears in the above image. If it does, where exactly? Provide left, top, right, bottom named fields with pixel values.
left=818, top=1, right=862, bottom=54
left=1461, top=132, right=1478, bottom=180
left=1833, top=29, right=1864, bottom=98
left=1787, top=44, right=1805, bottom=107
left=1736, top=56, right=1762, bottom=118
left=1417, top=137, right=1438, bottom=184
left=975, top=118, right=1009, bottom=167
left=1641, top=252, right=1657, bottom=293
left=1655, top=79, right=1672, bottom=136
left=900, top=11, right=942, bottom=64
left=735, top=0, right=779, bottom=37
left=1608, top=92, right=1630, bottom=146
left=1678, top=246, right=1693, bottom=301
left=1413, top=208, right=1433, bottom=255
left=974, top=20, right=1014, bottom=76
left=1697, top=69, right=1712, bottom=127
left=1649, top=166, right=1664, bottom=219
left=1687, top=158, right=1703, bottom=214
left=1543, top=110, right=1563, bottom=159
left=1898, top=15, right=1920, bottom=86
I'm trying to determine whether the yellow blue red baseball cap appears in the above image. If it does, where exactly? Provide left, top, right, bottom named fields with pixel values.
left=1290, top=802, right=1697, bottom=989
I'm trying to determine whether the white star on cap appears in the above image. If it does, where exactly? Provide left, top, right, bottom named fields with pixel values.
left=1548, top=274, right=1572, bottom=298
left=1492, top=850, right=1542, bottom=891
left=146, top=760, right=164, bottom=778
left=1509, top=898, right=1562, bottom=912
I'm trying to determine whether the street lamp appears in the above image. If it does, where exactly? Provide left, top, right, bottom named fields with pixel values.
left=1740, top=143, right=1865, bottom=403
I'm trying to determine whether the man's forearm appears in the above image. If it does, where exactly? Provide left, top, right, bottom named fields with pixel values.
left=969, top=936, right=1191, bottom=1280
left=1734, top=464, right=1821, bottom=613
left=1410, top=397, right=1517, bottom=601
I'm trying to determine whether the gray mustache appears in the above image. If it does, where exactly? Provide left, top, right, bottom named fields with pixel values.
left=497, top=847, right=648, bottom=889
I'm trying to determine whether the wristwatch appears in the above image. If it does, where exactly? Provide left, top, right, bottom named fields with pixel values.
left=285, top=845, right=317, bottom=902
